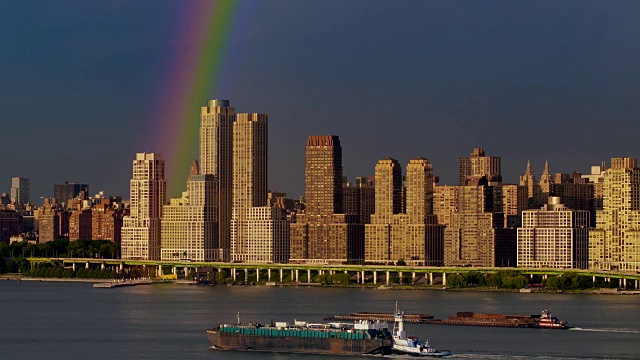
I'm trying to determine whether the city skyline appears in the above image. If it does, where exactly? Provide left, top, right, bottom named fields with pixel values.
left=4, top=1, right=640, bottom=201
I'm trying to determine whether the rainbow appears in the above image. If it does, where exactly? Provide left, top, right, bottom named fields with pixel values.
left=149, top=0, right=241, bottom=196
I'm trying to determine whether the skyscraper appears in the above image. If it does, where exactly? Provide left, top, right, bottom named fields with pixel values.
left=589, top=157, right=640, bottom=271
left=304, top=135, right=343, bottom=216
left=290, top=135, right=363, bottom=263
left=10, top=177, right=30, bottom=205
left=121, top=153, right=166, bottom=260
left=365, top=157, right=444, bottom=265
left=231, top=113, right=288, bottom=263
left=200, top=99, right=235, bottom=261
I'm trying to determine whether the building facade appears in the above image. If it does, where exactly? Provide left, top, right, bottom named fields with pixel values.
left=200, top=99, right=234, bottom=261
left=121, top=153, right=166, bottom=260
left=365, top=157, right=444, bottom=266
left=589, top=158, right=640, bottom=271
left=518, top=197, right=589, bottom=269
left=10, top=177, right=30, bottom=205
left=290, top=135, right=364, bottom=263
left=161, top=165, right=217, bottom=262
left=444, top=184, right=516, bottom=267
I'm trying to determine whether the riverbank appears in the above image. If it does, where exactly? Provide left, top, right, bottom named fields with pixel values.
left=3, top=275, right=639, bottom=295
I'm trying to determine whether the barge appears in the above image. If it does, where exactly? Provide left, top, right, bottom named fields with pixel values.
left=207, top=313, right=393, bottom=355
left=324, top=312, right=434, bottom=324
left=326, top=309, right=570, bottom=329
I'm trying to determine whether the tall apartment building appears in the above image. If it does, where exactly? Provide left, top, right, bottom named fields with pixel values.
left=501, top=184, right=528, bottom=228
left=91, top=206, right=125, bottom=243
left=200, top=99, right=234, bottom=261
left=230, top=113, right=289, bottom=263
left=433, top=185, right=459, bottom=228
left=68, top=209, right=92, bottom=241
left=10, top=177, right=30, bottom=205
left=459, top=147, right=501, bottom=185
left=589, top=158, right=640, bottom=271
left=36, top=199, right=59, bottom=243
left=582, top=163, right=607, bottom=220
left=161, top=160, right=217, bottom=261
left=54, top=182, right=89, bottom=207
left=121, top=153, right=166, bottom=260
left=365, top=158, right=444, bottom=265
left=343, top=177, right=375, bottom=224
left=290, top=135, right=364, bottom=263
left=444, top=183, right=516, bottom=267
left=518, top=197, right=589, bottom=269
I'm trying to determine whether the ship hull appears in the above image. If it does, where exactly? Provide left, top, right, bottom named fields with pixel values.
left=207, top=329, right=392, bottom=356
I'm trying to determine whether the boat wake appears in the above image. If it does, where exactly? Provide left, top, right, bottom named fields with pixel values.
left=569, top=327, right=640, bottom=334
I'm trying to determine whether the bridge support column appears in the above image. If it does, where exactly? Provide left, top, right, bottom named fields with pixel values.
left=101, top=263, right=105, bottom=270
left=307, top=269, right=311, bottom=283
left=291, top=269, right=295, bottom=282
left=268, top=269, right=272, bottom=282
left=232, top=268, right=236, bottom=282
left=295, top=269, right=299, bottom=283
left=636, top=279, right=639, bottom=289
left=442, top=272, right=447, bottom=286
left=172, top=267, right=177, bottom=275
left=373, top=271, right=377, bottom=285
left=184, top=267, right=189, bottom=278
left=621, top=278, right=625, bottom=288
left=158, top=265, right=162, bottom=276
left=386, top=271, right=390, bottom=285
left=543, top=274, right=548, bottom=280
left=330, top=270, right=334, bottom=275
left=279, top=268, right=283, bottom=282
left=412, top=272, right=416, bottom=284
left=429, top=273, right=433, bottom=285
left=85, top=262, right=89, bottom=269
left=361, top=271, right=365, bottom=284
left=72, top=263, right=76, bottom=271
left=244, top=269, right=248, bottom=284
left=399, top=272, right=403, bottom=283
left=593, top=275, right=596, bottom=284
left=256, top=268, right=260, bottom=283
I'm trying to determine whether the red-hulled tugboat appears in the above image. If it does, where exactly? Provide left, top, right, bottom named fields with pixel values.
left=535, top=309, right=570, bottom=329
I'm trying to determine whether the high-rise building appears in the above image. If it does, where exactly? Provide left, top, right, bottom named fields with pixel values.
left=36, top=199, right=59, bottom=243
left=365, top=157, right=444, bottom=266
left=519, top=160, right=542, bottom=209
left=444, top=182, right=516, bottom=267
left=290, top=135, right=364, bottom=263
left=230, top=113, right=288, bottom=263
left=54, top=182, right=89, bottom=208
left=0, top=210, right=21, bottom=243
left=161, top=160, right=217, bottom=261
left=459, top=147, right=501, bottom=185
left=518, top=197, right=589, bottom=269
left=433, top=185, right=459, bottom=228
left=69, top=209, right=92, bottom=241
left=10, top=177, right=30, bottom=205
left=589, top=158, right=640, bottom=271
left=121, top=153, right=166, bottom=260
left=373, top=159, right=403, bottom=219
left=501, top=184, right=528, bottom=228
left=343, top=177, right=375, bottom=224
left=200, top=99, right=235, bottom=261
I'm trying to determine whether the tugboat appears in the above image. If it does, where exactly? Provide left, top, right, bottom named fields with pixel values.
left=535, top=309, right=570, bottom=329
left=391, top=303, right=452, bottom=357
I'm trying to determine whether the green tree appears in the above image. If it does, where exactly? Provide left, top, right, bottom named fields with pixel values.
left=447, top=273, right=466, bottom=288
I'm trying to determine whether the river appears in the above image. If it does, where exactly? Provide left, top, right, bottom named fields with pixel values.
left=1, top=281, right=638, bottom=359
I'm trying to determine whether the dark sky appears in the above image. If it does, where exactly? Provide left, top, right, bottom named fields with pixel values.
left=3, top=1, right=640, bottom=202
